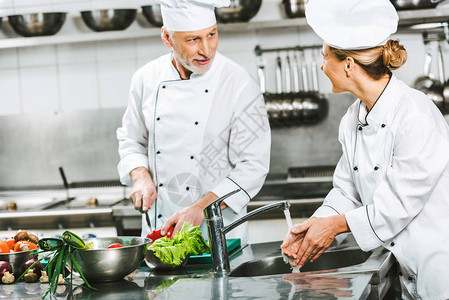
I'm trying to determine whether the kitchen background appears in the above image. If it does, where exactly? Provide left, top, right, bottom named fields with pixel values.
left=1, top=0, right=449, bottom=242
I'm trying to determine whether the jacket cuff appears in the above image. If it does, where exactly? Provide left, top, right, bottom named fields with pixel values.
left=345, top=205, right=383, bottom=251
left=211, top=177, right=250, bottom=214
left=312, top=205, right=340, bottom=218
left=117, top=153, right=149, bottom=186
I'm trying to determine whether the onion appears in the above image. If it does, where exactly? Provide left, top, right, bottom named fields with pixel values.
left=22, top=258, right=43, bottom=278
left=0, top=261, right=12, bottom=277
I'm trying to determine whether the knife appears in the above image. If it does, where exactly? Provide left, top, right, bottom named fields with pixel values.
left=145, top=210, right=153, bottom=234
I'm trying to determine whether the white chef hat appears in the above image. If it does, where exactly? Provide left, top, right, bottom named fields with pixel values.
left=156, top=0, right=230, bottom=32
left=305, top=0, right=399, bottom=50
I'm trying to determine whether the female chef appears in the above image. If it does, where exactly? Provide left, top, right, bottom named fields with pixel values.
left=282, top=0, right=449, bottom=299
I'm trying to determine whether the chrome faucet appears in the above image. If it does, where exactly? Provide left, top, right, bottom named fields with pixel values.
left=204, top=189, right=291, bottom=277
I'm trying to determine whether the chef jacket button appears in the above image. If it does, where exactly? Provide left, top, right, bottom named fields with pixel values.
left=162, top=85, right=166, bottom=89
left=159, top=183, right=163, bottom=187
left=190, top=155, right=194, bottom=159
left=195, top=121, right=199, bottom=125
left=156, top=117, right=160, bottom=121
left=408, top=276, right=413, bottom=281
left=398, top=272, right=403, bottom=276
left=374, top=166, right=379, bottom=171
left=156, top=151, right=161, bottom=154
left=158, top=214, right=162, bottom=218
left=353, top=166, right=358, bottom=171
left=358, top=126, right=362, bottom=131
left=390, top=242, right=395, bottom=247
left=186, top=186, right=190, bottom=191
left=205, top=89, right=209, bottom=93
left=381, top=124, right=386, bottom=128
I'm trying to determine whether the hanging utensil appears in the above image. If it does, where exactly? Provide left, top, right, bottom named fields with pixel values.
left=300, top=50, right=320, bottom=123
left=281, top=53, right=294, bottom=124
left=427, top=41, right=446, bottom=113
left=414, top=39, right=435, bottom=92
left=256, top=54, right=273, bottom=121
left=442, top=42, right=449, bottom=114
left=308, top=48, right=328, bottom=123
left=291, top=50, right=304, bottom=125
left=292, top=52, right=301, bottom=93
left=270, top=54, right=283, bottom=124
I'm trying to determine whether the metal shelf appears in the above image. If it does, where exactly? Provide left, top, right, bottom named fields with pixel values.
left=0, top=7, right=448, bottom=49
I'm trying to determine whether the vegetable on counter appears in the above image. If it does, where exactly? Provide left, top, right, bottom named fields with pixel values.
left=1, top=271, right=14, bottom=284
left=23, top=270, right=38, bottom=283
left=17, top=230, right=98, bottom=299
left=149, top=223, right=210, bottom=266
left=21, top=258, right=43, bottom=282
left=0, top=261, right=14, bottom=284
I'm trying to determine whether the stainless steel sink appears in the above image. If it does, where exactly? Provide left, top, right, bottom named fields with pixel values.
left=226, top=235, right=397, bottom=299
left=229, top=248, right=373, bottom=277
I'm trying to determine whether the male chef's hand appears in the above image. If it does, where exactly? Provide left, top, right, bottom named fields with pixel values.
left=161, top=203, right=205, bottom=235
left=281, top=215, right=348, bottom=269
left=129, top=167, right=157, bottom=212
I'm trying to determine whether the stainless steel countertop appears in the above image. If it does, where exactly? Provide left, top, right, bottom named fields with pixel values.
left=156, top=273, right=373, bottom=299
left=0, top=235, right=395, bottom=299
left=0, top=261, right=373, bottom=300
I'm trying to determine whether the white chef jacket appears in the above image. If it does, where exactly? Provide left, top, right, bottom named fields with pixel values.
left=313, top=75, right=449, bottom=300
left=117, top=52, right=271, bottom=245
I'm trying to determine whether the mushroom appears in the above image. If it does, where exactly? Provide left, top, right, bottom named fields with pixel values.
left=39, top=271, right=49, bottom=283
left=57, top=274, right=65, bottom=284
left=24, top=270, right=38, bottom=283
left=14, top=229, right=28, bottom=242
left=27, top=232, right=39, bottom=244
left=1, top=271, right=15, bottom=284
left=19, top=243, right=32, bottom=252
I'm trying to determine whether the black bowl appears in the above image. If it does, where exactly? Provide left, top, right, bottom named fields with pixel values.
left=390, top=0, right=437, bottom=10
left=81, top=9, right=136, bottom=32
left=282, top=0, right=306, bottom=18
left=141, top=5, right=163, bottom=27
left=8, top=12, right=66, bottom=37
left=215, top=0, right=262, bottom=23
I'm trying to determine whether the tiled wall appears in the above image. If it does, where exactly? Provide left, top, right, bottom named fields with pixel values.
left=1, top=0, right=446, bottom=117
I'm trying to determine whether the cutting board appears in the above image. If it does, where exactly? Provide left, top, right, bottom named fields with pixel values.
left=188, top=238, right=241, bottom=265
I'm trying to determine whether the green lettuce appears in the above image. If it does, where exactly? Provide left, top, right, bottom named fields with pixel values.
left=149, top=222, right=210, bottom=266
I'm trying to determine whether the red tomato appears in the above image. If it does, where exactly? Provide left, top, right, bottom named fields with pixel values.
left=0, top=241, right=10, bottom=253
left=106, top=243, right=123, bottom=249
left=5, top=238, right=16, bottom=250
left=13, top=241, right=23, bottom=252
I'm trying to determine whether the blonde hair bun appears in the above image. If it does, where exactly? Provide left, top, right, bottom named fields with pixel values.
left=383, top=39, right=407, bottom=71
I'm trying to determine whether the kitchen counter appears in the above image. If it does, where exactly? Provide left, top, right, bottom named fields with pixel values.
left=0, top=264, right=373, bottom=300
left=0, top=235, right=396, bottom=299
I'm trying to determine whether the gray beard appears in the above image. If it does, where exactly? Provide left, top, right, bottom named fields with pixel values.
left=173, top=50, right=211, bottom=75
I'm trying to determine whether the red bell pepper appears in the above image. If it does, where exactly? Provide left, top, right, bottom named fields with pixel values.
left=106, top=243, right=123, bottom=249
left=147, top=226, right=175, bottom=243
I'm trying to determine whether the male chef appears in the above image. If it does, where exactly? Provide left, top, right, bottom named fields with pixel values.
left=116, top=0, right=270, bottom=244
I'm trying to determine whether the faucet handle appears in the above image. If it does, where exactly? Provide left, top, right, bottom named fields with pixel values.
left=204, top=189, right=241, bottom=219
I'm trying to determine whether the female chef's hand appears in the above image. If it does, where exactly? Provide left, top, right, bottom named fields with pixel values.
left=281, top=215, right=349, bottom=269
left=129, top=167, right=157, bottom=212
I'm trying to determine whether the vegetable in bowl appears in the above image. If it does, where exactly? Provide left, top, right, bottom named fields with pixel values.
left=148, top=223, right=210, bottom=267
